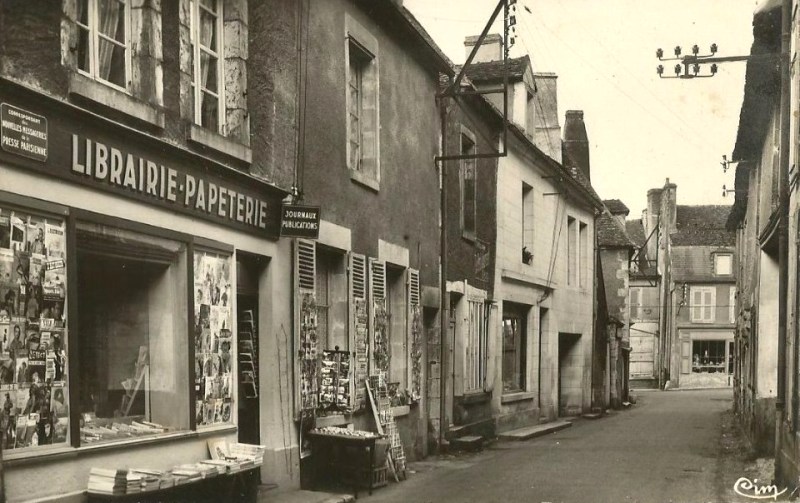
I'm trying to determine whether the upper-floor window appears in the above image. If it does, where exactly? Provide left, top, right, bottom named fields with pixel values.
left=345, top=26, right=379, bottom=189
left=190, top=0, right=225, bottom=133
left=76, top=0, right=131, bottom=91
left=714, top=253, right=732, bottom=276
left=461, top=132, right=476, bottom=238
left=522, top=183, right=534, bottom=264
left=690, top=286, right=716, bottom=323
left=567, top=216, right=576, bottom=286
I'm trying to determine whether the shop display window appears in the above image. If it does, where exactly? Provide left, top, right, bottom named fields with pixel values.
left=691, top=340, right=729, bottom=374
left=193, top=250, right=234, bottom=427
left=76, top=222, right=189, bottom=444
left=0, top=206, right=69, bottom=452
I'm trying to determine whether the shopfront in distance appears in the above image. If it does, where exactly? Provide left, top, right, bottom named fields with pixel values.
left=0, top=85, right=293, bottom=502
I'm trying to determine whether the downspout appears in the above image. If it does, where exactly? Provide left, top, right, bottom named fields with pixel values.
left=778, top=0, right=790, bottom=419
left=438, top=76, right=452, bottom=452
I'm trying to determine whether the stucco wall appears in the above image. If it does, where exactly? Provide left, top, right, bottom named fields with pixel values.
left=299, top=0, right=441, bottom=288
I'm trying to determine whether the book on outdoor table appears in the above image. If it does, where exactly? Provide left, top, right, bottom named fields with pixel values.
left=199, top=459, right=233, bottom=474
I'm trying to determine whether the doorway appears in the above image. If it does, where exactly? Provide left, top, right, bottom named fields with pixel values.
left=236, top=253, right=266, bottom=445
left=558, top=332, right=582, bottom=416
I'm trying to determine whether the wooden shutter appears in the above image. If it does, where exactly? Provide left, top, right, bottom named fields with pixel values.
left=407, top=269, right=422, bottom=401
left=630, top=288, right=641, bottom=320
left=729, top=287, right=736, bottom=324
left=349, top=252, right=368, bottom=410
left=681, top=340, right=691, bottom=374
left=691, top=288, right=702, bottom=322
left=703, top=288, right=715, bottom=322
left=294, top=239, right=317, bottom=417
left=369, top=259, right=387, bottom=374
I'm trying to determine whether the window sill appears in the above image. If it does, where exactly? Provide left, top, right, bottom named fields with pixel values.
left=460, top=391, right=491, bottom=405
left=4, top=427, right=227, bottom=467
left=68, top=72, right=164, bottom=129
left=501, top=391, right=535, bottom=404
left=350, top=169, right=380, bottom=192
left=187, top=124, right=252, bottom=164
left=315, top=414, right=351, bottom=428
left=391, top=405, right=410, bottom=417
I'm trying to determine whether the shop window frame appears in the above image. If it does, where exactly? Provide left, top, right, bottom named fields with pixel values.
left=0, top=191, right=73, bottom=458
left=191, top=238, right=236, bottom=432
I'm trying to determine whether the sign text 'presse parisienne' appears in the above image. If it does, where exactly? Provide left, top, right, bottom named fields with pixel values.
left=70, top=134, right=272, bottom=230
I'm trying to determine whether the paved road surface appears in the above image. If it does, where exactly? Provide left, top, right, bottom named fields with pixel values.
left=362, top=389, right=736, bottom=503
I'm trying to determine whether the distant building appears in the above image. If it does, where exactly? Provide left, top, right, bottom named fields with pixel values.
left=596, top=200, right=637, bottom=408
left=637, top=182, right=735, bottom=391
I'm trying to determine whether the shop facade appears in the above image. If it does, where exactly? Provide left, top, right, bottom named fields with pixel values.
left=0, top=82, right=293, bottom=501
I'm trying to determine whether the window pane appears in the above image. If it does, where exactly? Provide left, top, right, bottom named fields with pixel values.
left=715, top=255, right=732, bottom=275
left=77, top=26, right=91, bottom=73
left=200, top=52, right=218, bottom=94
left=77, top=222, right=188, bottom=444
left=199, top=8, right=218, bottom=51
left=98, top=38, right=127, bottom=87
left=0, top=209, right=69, bottom=452
left=200, top=91, right=219, bottom=132
left=97, top=0, right=123, bottom=40
left=193, top=251, right=233, bottom=427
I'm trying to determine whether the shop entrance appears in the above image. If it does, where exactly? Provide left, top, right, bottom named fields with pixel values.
left=236, top=253, right=266, bottom=445
left=558, top=332, right=582, bottom=416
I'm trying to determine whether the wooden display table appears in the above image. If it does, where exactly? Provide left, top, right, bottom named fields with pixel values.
left=307, top=430, right=382, bottom=499
left=86, top=466, right=259, bottom=503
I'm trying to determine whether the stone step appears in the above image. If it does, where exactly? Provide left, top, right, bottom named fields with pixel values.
left=449, top=434, right=484, bottom=452
left=497, top=420, right=572, bottom=441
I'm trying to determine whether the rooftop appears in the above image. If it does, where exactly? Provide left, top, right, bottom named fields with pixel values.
left=673, top=205, right=735, bottom=247
left=625, top=219, right=647, bottom=248
left=459, top=55, right=531, bottom=82
left=603, top=199, right=630, bottom=216
left=598, top=212, right=636, bottom=248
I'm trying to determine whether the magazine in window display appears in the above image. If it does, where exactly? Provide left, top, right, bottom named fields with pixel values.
left=198, top=303, right=210, bottom=329
left=0, top=212, right=10, bottom=250
left=0, top=356, right=14, bottom=384
left=50, top=331, right=65, bottom=381
left=221, top=374, right=231, bottom=399
left=7, top=320, right=24, bottom=355
left=44, top=222, right=65, bottom=260
left=27, top=349, right=45, bottom=385
left=0, top=322, right=8, bottom=352
left=219, top=332, right=231, bottom=373
left=24, top=327, right=40, bottom=352
left=221, top=401, right=231, bottom=422
left=212, top=400, right=223, bottom=423
left=27, top=253, right=44, bottom=292
left=43, top=260, right=66, bottom=300
left=15, top=356, right=28, bottom=384
left=13, top=413, right=26, bottom=448
left=0, top=249, right=13, bottom=289
left=26, top=221, right=46, bottom=256
left=10, top=215, right=25, bottom=252
left=38, top=330, right=51, bottom=350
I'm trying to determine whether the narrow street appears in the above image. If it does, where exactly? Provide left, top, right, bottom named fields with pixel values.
left=361, top=390, right=741, bottom=503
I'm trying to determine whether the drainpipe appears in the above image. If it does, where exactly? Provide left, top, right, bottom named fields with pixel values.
left=778, top=0, right=790, bottom=421
left=438, top=76, right=451, bottom=453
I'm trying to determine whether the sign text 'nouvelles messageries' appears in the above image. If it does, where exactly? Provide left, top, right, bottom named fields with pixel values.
left=70, top=134, right=272, bottom=231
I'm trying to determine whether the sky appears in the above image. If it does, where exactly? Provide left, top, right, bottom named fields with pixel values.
left=404, top=0, right=761, bottom=217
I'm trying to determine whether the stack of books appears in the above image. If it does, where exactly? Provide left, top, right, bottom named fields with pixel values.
left=129, top=469, right=163, bottom=492
left=170, top=466, right=202, bottom=485
left=175, top=463, right=218, bottom=479
left=87, top=468, right=132, bottom=496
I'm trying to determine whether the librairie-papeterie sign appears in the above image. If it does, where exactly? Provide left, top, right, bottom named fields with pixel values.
left=1, top=103, right=47, bottom=162
left=0, top=93, right=284, bottom=237
left=280, top=204, right=321, bottom=238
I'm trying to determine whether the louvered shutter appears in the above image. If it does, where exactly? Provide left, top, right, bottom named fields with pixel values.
left=295, top=239, right=317, bottom=416
left=407, top=269, right=422, bottom=401
left=369, top=259, right=388, bottom=374
left=681, top=340, right=691, bottom=374
left=703, top=289, right=715, bottom=322
left=691, top=288, right=702, bottom=322
left=349, top=252, right=368, bottom=410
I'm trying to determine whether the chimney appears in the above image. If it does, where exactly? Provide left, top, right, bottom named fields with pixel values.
left=464, top=33, right=503, bottom=63
left=646, top=188, right=662, bottom=261
left=533, top=73, right=561, bottom=162
left=562, top=110, right=590, bottom=182
left=661, top=178, right=677, bottom=231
